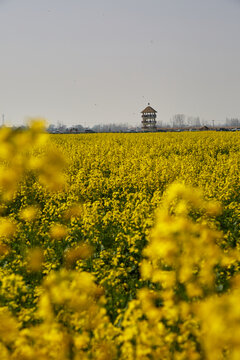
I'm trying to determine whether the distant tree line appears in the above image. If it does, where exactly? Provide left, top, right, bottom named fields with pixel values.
left=170, top=114, right=202, bottom=128
left=47, top=123, right=133, bottom=133
left=91, top=123, right=131, bottom=132
left=168, top=115, right=240, bottom=129
left=225, top=118, right=240, bottom=127
left=39, top=116, right=240, bottom=134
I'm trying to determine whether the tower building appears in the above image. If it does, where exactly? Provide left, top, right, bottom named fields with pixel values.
left=141, top=104, right=157, bottom=131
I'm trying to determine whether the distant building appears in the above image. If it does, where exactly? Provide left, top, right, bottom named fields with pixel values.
left=141, top=104, right=157, bottom=131
left=69, top=127, right=80, bottom=134
left=199, top=126, right=209, bottom=131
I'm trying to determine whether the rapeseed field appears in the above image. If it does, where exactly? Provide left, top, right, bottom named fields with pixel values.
left=0, top=121, right=240, bottom=359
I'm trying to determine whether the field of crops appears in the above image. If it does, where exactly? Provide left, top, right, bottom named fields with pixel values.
left=1, top=122, right=240, bottom=359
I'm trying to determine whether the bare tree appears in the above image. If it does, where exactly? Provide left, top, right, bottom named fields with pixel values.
left=187, top=116, right=201, bottom=128
left=172, top=114, right=186, bottom=128
left=225, top=118, right=240, bottom=127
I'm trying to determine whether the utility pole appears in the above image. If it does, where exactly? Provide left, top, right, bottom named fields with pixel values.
left=212, top=120, right=215, bottom=129
left=2, top=114, right=5, bottom=126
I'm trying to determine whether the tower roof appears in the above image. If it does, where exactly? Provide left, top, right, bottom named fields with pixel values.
left=141, top=105, right=157, bottom=114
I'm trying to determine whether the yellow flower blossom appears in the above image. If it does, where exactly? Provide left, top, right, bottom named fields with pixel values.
left=26, top=247, right=44, bottom=272
left=20, top=206, right=39, bottom=222
left=50, top=224, right=68, bottom=240
left=0, top=218, right=16, bottom=238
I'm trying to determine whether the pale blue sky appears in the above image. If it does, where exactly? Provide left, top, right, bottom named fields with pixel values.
left=0, top=0, right=240, bottom=126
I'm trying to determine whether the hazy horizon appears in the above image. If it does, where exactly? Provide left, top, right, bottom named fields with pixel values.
left=1, top=0, right=240, bottom=127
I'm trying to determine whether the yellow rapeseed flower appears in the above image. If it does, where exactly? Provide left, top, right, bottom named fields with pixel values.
left=0, top=218, right=16, bottom=238
left=50, top=224, right=68, bottom=240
